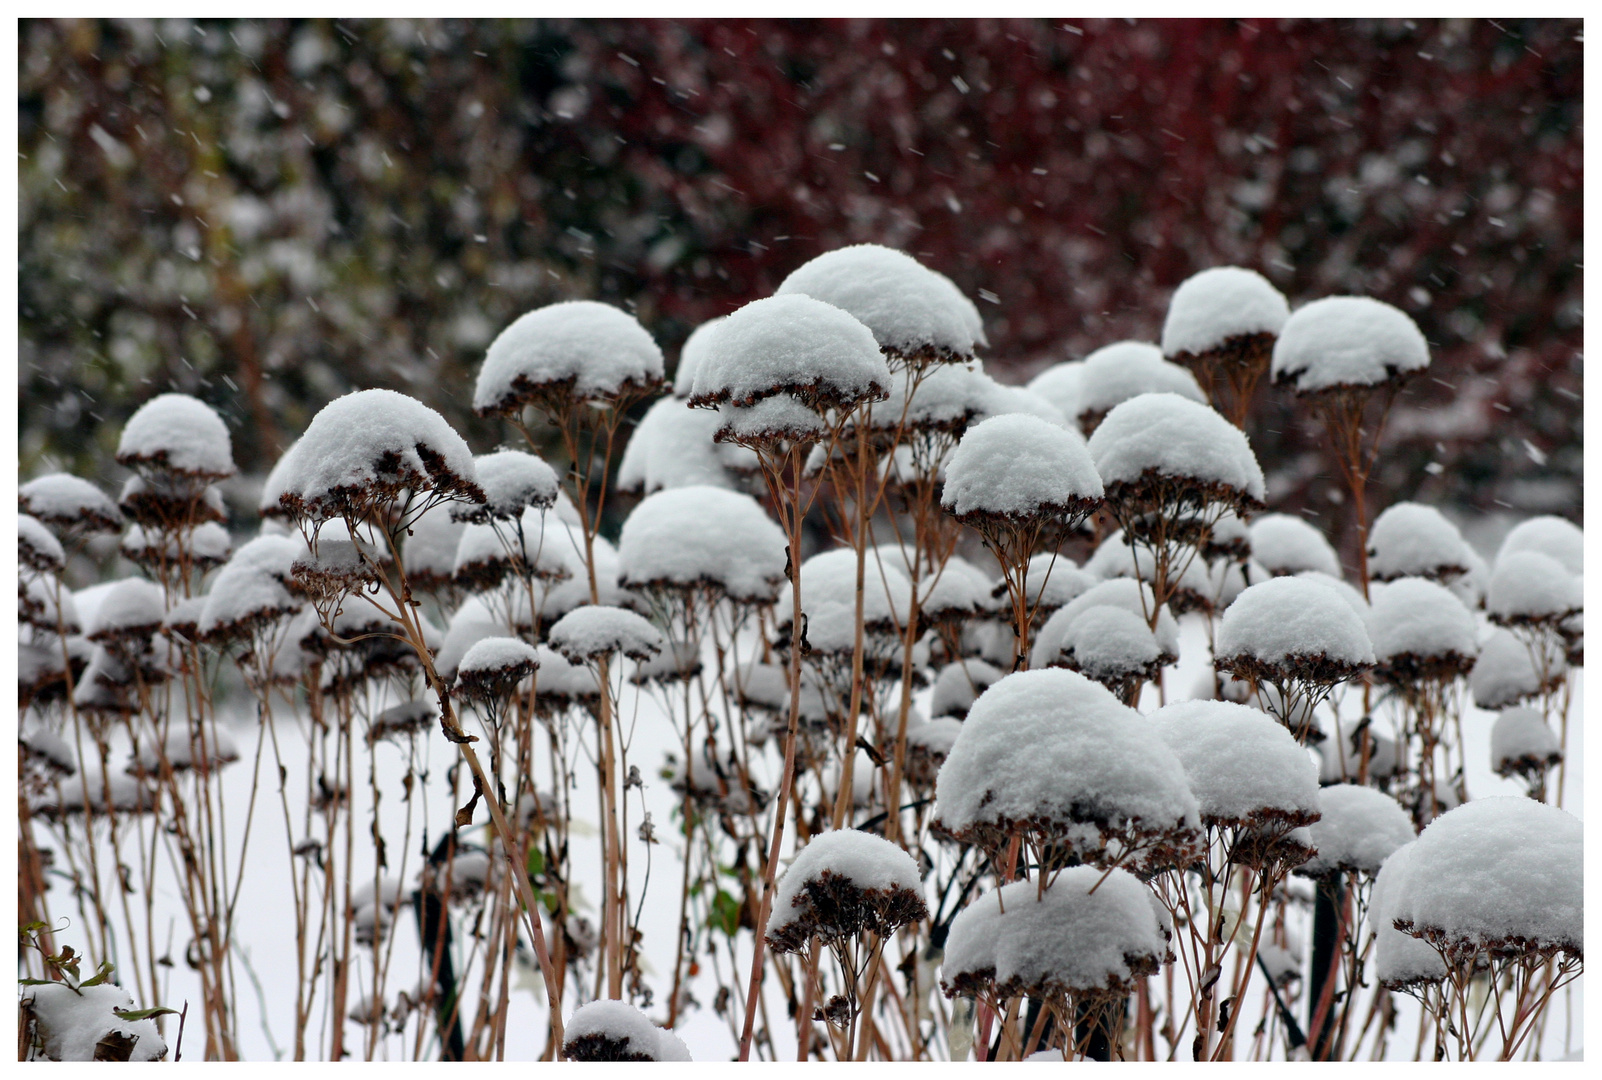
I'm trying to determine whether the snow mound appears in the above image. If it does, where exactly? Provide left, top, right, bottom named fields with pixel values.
left=564, top=998, right=691, bottom=1062
left=1026, top=361, right=1084, bottom=423
left=475, top=300, right=663, bottom=414
left=198, top=535, right=303, bottom=641
left=617, top=396, right=753, bottom=494
left=1055, top=605, right=1163, bottom=683
left=19, top=514, right=65, bottom=573
left=1088, top=392, right=1265, bottom=501
left=1017, top=551, right=1099, bottom=613
left=128, top=721, right=240, bottom=773
left=1249, top=514, right=1341, bottom=578
left=922, top=556, right=997, bottom=624
left=1271, top=296, right=1430, bottom=392
left=1490, top=707, right=1562, bottom=777
left=941, top=413, right=1102, bottom=521
left=87, top=577, right=166, bottom=641
left=1215, top=576, right=1375, bottom=674
left=456, top=636, right=540, bottom=681
left=1150, top=699, right=1320, bottom=827
left=548, top=605, right=665, bottom=662
left=116, top=392, right=236, bottom=478
left=401, top=502, right=467, bottom=589
left=766, top=828, right=926, bottom=949
left=973, top=378, right=1072, bottom=428
left=1299, top=784, right=1415, bottom=877
left=715, top=394, right=827, bottom=444
left=1388, top=797, right=1581, bottom=954
left=1496, top=515, right=1583, bottom=576
left=274, top=389, right=481, bottom=520
left=1075, top=342, right=1205, bottom=421
left=942, top=867, right=1171, bottom=1000
left=689, top=293, right=890, bottom=410
left=930, top=659, right=1006, bottom=718
left=777, top=243, right=980, bottom=360
left=1366, top=577, right=1478, bottom=665
left=461, top=450, right=559, bottom=520
left=1033, top=578, right=1180, bottom=670
left=1161, top=266, right=1290, bottom=357
left=20, top=473, right=123, bottom=533
left=1486, top=550, right=1581, bottom=625
left=1367, top=502, right=1471, bottom=581
left=24, top=981, right=168, bottom=1061
left=791, top=547, right=912, bottom=632
left=1370, top=843, right=1447, bottom=988
left=875, top=360, right=988, bottom=433
left=673, top=316, right=727, bottom=397
left=1470, top=628, right=1558, bottom=710
left=618, top=485, right=787, bottom=603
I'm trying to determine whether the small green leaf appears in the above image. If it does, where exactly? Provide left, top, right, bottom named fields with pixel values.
left=113, top=1006, right=180, bottom=1022
left=526, top=847, right=545, bottom=879
left=709, top=889, right=741, bottom=938
left=79, top=961, right=116, bottom=988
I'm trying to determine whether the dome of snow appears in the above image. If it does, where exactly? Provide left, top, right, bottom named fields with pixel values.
left=474, top=300, right=663, bottom=415
left=934, top=668, right=1200, bottom=867
left=1150, top=699, right=1320, bottom=828
left=672, top=316, right=727, bottom=397
left=463, top=450, right=560, bottom=520
left=973, top=376, right=1072, bottom=428
left=1299, top=784, right=1415, bottom=877
left=618, top=485, right=787, bottom=603
left=198, top=535, right=303, bottom=641
left=873, top=360, right=989, bottom=433
left=616, top=396, right=752, bottom=494
left=1271, top=296, right=1430, bottom=393
left=1367, top=502, right=1471, bottom=582
left=1248, top=514, right=1341, bottom=578
left=778, top=547, right=913, bottom=638
left=1018, top=551, right=1098, bottom=614
left=1033, top=578, right=1180, bottom=669
left=401, top=501, right=467, bottom=589
left=1075, top=342, right=1206, bottom=422
left=777, top=243, right=981, bottom=361
left=1387, top=797, right=1581, bottom=955
left=1161, top=266, right=1290, bottom=358
left=1088, top=392, right=1265, bottom=503
left=1490, top=707, right=1562, bottom=777
left=689, top=293, right=890, bottom=410
left=1486, top=550, right=1581, bottom=625
left=1495, top=515, right=1583, bottom=577
left=766, top=827, right=926, bottom=950
left=1215, top=576, right=1375, bottom=679
left=548, top=605, right=665, bottom=663
left=1369, top=843, right=1447, bottom=989
left=86, top=577, right=165, bottom=641
left=455, top=636, right=540, bottom=682
left=921, top=556, right=997, bottom=624
left=19, top=473, right=123, bottom=533
left=274, top=389, right=481, bottom=521
left=941, top=413, right=1102, bottom=522
left=930, top=658, right=1006, bottom=718
left=1026, top=360, right=1084, bottom=422
left=116, top=392, right=236, bottom=478
left=24, top=981, right=168, bottom=1061
left=19, top=514, right=65, bottom=574
left=1055, top=605, right=1163, bottom=685
left=1367, top=577, right=1478, bottom=667
left=1469, top=628, right=1558, bottom=710
left=564, top=998, right=690, bottom=1062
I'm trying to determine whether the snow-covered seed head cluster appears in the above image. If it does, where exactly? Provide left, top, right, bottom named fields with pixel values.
left=765, top=829, right=927, bottom=953
left=1161, top=266, right=1289, bottom=380
left=474, top=300, right=665, bottom=417
left=1270, top=296, right=1431, bottom=395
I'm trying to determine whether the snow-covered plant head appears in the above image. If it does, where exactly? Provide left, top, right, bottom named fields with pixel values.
left=1295, top=784, right=1415, bottom=880
left=1366, top=502, right=1472, bottom=583
left=1026, top=359, right=1084, bottom=426
left=1496, top=514, right=1583, bottom=576
left=1214, top=575, right=1374, bottom=742
left=473, top=299, right=665, bottom=419
left=617, top=485, right=787, bottom=609
left=452, top=449, right=559, bottom=525
left=1161, top=266, right=1289, bottom=427
left=20, top=473, right=124, bottom=543
left=941, top=413, right=1102, bottom=666
left=548, top=604, right=665, bottom=666
left=1368, top=842, right=1448, bottom=994
left=1367, top=578, right=1478, bottom=688
left=933, top=668, right=1201, bottom=877
left=113, top=393, right=236, bottom=538
left=1248, top=513, right=1342, bottom=578
left=1073, top=341, right=1206, bottom=434
left=776, top=243, right=984, bottom=369
left=1490, top=706, right=1563, bottom=798
left=562, top=999, right=691, bottom=1062
left=941, top=867, right=1173, bottom=1059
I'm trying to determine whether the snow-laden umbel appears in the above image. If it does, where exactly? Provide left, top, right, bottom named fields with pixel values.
left=401, top=500, right=466, bottom=595
left=1495, top=514, right=1583, bottom=576
left=1470, top=628, right=1561, bottom=710
left=453, top=636, right=540, bottom=701
left=1366, top=502, right=1472, bottom=582
left=789, top=547, right=912, bottom=636
left=713, top=393, right=827, bottom=446
left=765, top=828, right=926, bottom=952
left=1271, top=296, right=1430, bottom=393
left=1486, top=550, right=1581, bottom=627
left=474, top=300, right=664, bottom=416
left=1367, top=577, right=1478, bottom=684
left=1161, top=266, right=1290, bottom=358
left=115, top=392, right=236, bottom=479
left=455, top=450, right=559, bottom=522
left=871, top=361, right=990, bottom=436
left=19, top=473, right=123, bottom=534
left=776, top=243, right=982, bottom=363
left=617, top=485, right=787, bottom=603
left=19, top=514, right=65, bottom=574
left=687, top=292, right=891, bottom=411
left=1051, top=605, right=1164, bottom=694
left=1215, top=576, right=1374, bottom=687
left=1150, top=699, right=1320, bottom=834
left=1026, top=360, right=1084, bottom=423
left=1387, top=797, right=1581, bottom=958
left=933, top=668, right=1201, bottom=872
left=1297, top=784, right=1415, bottom=878
left=22, top=981, right=169, bottom=1061
left=1369, top=843, right=1448, bottom=990
left=548, top=604, right=664, bottom=663
left=86, top=577, right=165, bottom=644
left=273, top=389, right=483, bottom=522
left=616, top=396, right=753, bottom=494
left=672, top=316, right=727, bottom=397
left=941, top=868, right=1172, bottom=1002
left=1033, top=578, right=1181, bottom=670
left=1490, top=706, right=1562, bottom=783
left=1087, top=392, right=1266, bottom=514
left=1248, top=513, right=1342, bottom=578
left=1073, top=341, right=1205, bottom=427
left=975, top=377, right=1071, bottom=427
left=198, top=534, right=303, bottom=644
left=920, top=556, right=997, bottom=630
left=563, top=999, right=691, bottom=1062
left=940, top=412, right=1102, bottom=523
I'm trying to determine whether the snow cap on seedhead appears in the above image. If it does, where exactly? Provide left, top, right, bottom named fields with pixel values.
left=1026, top=360, right=1084, bottom=424
left=1369, top=843, right=1448, bottom=989
left=1075, top=342, right=1205, bottom=425
left=20, top=473, right=123, bottom=534
left=688, top=293, right=890, bottom=411
left=1495, top=515, right=1582, bottom=576
left=1150, top=699, right=1320, bottom=833
left=713, top=393, right=829, bottom=447
left=548, top=604, right=665, bottom=663
left=941, top=413, right=1102, bottom=524
left=1490, top=707, right=1562, bottom=781
left=618, top=485, right=787, bottom=604
left=1298, top=784, right=1415, bottom=878
left=777, top=243, right=982, bottom=362
left=116, top=392, right=236, bottom=479
left=1366, top=577, right=1478, bottom=684
left=617, top=396, right=754, bottom=494
left=1249, top=513, right=1341, bottom=578
left=197, top=535, right=303, bottom=643
left=1033, top=577, right=1181, bottom=670
left=563, top=998, right=691, bottom=1062
left=1367, top=502, right=1472, bottom=582
left=453, top=636, right=540, bottom=700
left=1161, top=266, right=1290, bottom=358
left=474, top=300, right=663, bottom=415
left=1486, top=550, right=1581, bottom=627
left=1215, top=576, right=1374, bottom=686
left=672, top=316, right=727, bottom=398
left=19, top=514, right=65, bottom=574
left=86, top=577, right=166, bottom=644
left=1088, top=392, right=1266, bottom=509
left=765, top=828, right=927, bottom=952
left=1271, top=296, right=1430, bottom=393
left=1470, top=628, right=1561, bottom=711
left=455, top=450, right=559, bottom=523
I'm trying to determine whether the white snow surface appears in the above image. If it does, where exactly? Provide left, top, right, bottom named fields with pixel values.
left=1075, top=342, right=1206, bottom=419
left=1058, top=605, right=1162, bottom=679
left=20, top=513, right=64, bottom=569
left=1249, top=513, right=1342, bottom=577
left=617, top=396, right=753, bottom=494
left=1490, top=707, right=1561, bottom=771
left=116, top=392, right=236, bottom=477
left=1496, top=515, right=1583, bottom=576
left=714, top=394, right=827, bottom=443
left=1087, top=393, right=1265, bottom=499
left=767, top=827, right=923, bottom=938
left=474, top=300, right=663, bottom=410
left=1215, top=576, right=1375, bottom=670
left=198, top=535, right=303, bottom=637
left=87, top=577, right=165, bottom=638
left=1084, top=534, right=1211, bottom=599
left=276, top=389, right=479, bottom=515
left=1033, top=578, right=1180, bottom=668
left=1271, top=296, right=1430, bottom=392
left=1486, top=550, right=1581, bottom=623
left=921, top=555, right=996, bottom=620
left=1469, top=628, right=1554, bottom=710
left=618, top=485, right=787, bottom=602
left=1299, top=784, right=1415, bottom=876
left=20, top=472, right=122, bottom=528
left=1149, top=699, right=1320, bottom=824
left=1366, top=577, right=1478, bottom=662
left=689, top=293, right=890, bottom=407
left=974, top=378, right=1072, bottom=428
left=1160, top=266, right=1290, bottom=357
left=941, top=412, right=1102, bottom=518
left=456, top=636, right=540, bottom=678
left=942, top=867, right=1170, bottom=995
left=1026, top=361, right=1084, bottom=422
left=1367, top=502, right=1471, bottom=581
left=548, top=604, right=665, bottom=662
left=565, top=998, right=689, bottom=1061
left=672, top=316, right=727, bottom=397
left=23, top=575, right=81, bottom=634
left=24, top=981, right=168, bottom=1061
left=468, top=450, right=559, bottom=517
left=1369, top=843, right=1448, bottom=987
left=873, top=360, right=987, bottom=431
left=776, top=243, right=980, bottom=359
left=122, top=521, right=232, bottom=566
left=791, top=547, right=913, bottom=630
left=933, top=668, right=1199, bottom=841
left=930, top=659, right=1005, bottom=718
left=1387, top=796, right=1581, bottom=951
